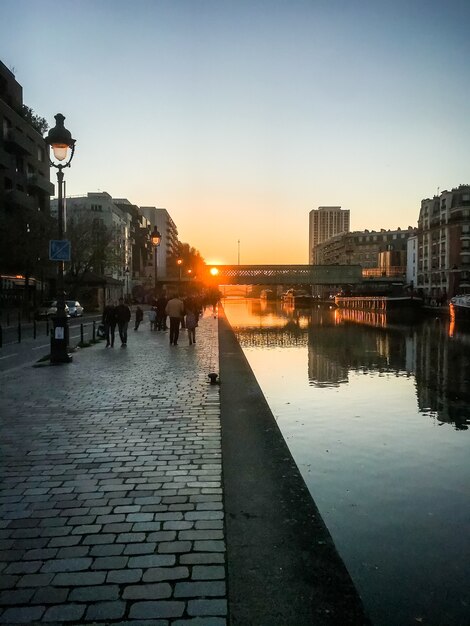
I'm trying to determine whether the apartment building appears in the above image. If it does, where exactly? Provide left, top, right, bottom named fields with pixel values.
left=139, top=207, right=179, bottom=280
left=0, top=61, right=54, bottom=277
left=51, top=191, right=132, bottom=280
left=417, top=184, right=470, bottom=298
left=314, top=227, right=414, bottom=275
left=309, top=206, right=350, bottom=264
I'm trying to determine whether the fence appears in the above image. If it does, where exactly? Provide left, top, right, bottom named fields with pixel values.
left=0, top=317, right=101, bottom=349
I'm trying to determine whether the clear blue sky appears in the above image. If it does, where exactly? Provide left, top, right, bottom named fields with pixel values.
left=2, top=0, right=469, bottom=263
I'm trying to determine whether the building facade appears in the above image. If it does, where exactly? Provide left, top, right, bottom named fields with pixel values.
left=314, top=227, right=415, bottom=277
left=417, top=185, right=470, bottom=299
left=309, top=206, right=350, bottom=264
left=139, top=206, right=179, bottom=280
left=0, top=61, right=54, bottom=289
left=51, top=191, right=132, bottom=282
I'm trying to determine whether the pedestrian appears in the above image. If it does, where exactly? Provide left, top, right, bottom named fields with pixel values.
left=165, top=294, right=185, bottom=346
left=134, top=305, right=144, bottom=331
left=115, top=297, right=131, bottom=347
left=185, top=304, right=199, bottom=345
left=156, top=293, right=168, bottom=331
left=102, top=299, right=117, bottom=348
left=147, top=307, right=156, bottom=331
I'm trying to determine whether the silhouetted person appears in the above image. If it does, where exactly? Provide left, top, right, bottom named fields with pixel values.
left=102, top=300, right=117, bottom=348
left=134, top=306, right=143, bottom=331
left=156, top=294, right=168, bottom=331
left=165, top=294, right=184, bottom=346
left=185, top=301, right=199, bottom=345
left=115, top=297, right=131, bottom=347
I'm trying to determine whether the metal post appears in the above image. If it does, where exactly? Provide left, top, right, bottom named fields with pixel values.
left=0, top=324, right=2, bottom=348
left=154, top=247, right=158, bottom=297
left=92, top=320, right=96, bottom=342
left=33, top=319, right=37, bottom=339
left=50, top=167, right=71, bottom=363
left=17, top=312, right=21, bottom=343
left=80, top=323, right=84, bottom=344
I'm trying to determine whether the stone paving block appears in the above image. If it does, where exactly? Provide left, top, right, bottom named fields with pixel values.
left=128, top=554, right=176, bottom=568
left=188, top=598, right=228, bottom=616
left=192, top=565, right=226, bottom=580
left=52, top=571, right=106, bottom=586
left=90, top=543, right=124, bottom=557
left=106, top=568, right=143, bottom=584
left=0, top=605, right=45, bottom=623
left=123, top=542, right=157, bottom=555
left=174, top=581, right=226, bottom=597
left=91, top=555, right=129, bottom=570
left=30, top=585, right=69, bottom=604
left=16, top=572, right=54, bottom=587
left=129, top=600, right=185, bottom=619
left=0, top=588, right=35, bottom=605
left=85, top=600, right=126, bottom=621
left=43, top=602, right=86, bottom=622
left=143, top=566, right=189, bottom=582
left=123, top=582, right=172, bottom=600
left=69, top=584, right=120, bottom=602
left=180, top=553, right=225, bottom=565
left=41, top=557, right=93, bottom=573
left=173, top=618, right=226, bottom=626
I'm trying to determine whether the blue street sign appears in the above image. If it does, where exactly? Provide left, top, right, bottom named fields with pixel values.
left=49, top=240, right=71, bottom=262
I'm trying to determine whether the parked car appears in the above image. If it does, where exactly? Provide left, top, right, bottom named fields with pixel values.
left=66, top=300, right=84, bottom=317
left=35, top=301, right=70, bottom=319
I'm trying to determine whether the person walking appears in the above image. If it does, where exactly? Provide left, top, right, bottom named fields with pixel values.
left=115, top=297, right=131, bottom=347
left=165, top=294, right=185, bottom=346
left=134, top=305, right=144, bottom=331
left=102, top=299, right=117, bottom=348
left=185, top=302, right=199, bottom=345
left=156, top=293, right=168, bottom=331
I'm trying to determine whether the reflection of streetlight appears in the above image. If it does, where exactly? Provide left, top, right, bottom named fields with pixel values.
left=124, top=266, right=130, bottom=300
left=45, top=113, right=75, bottom=364
left=177, top=258, right=183, bottom=283
left=151, top=226, right=161, bottom=297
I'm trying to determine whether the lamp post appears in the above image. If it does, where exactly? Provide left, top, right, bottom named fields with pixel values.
left=45, top=114, right=75, bottom=364
left=124, top=266, right=130, bottom=301
left=151, top=226, right=161, bottom=298
left=177, top=258, right=183, bottom=285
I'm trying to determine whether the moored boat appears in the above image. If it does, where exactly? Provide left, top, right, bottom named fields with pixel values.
left=450, top=294, right=470, bottom=321
left=260, top=289, right=275, bottom=300
left=281, top=288, right=313, bottom=307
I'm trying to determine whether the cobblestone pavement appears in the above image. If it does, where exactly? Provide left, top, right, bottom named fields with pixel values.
left=0, top=312, right=226, bottom=625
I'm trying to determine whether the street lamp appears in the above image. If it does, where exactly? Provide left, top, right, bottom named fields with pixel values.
left=151, top=226, right=161, bottom=297
left=44, top=113, right=75, bottom=364
left=177, top=258, right=183, bottom=284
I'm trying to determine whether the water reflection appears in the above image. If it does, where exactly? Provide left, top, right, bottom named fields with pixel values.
left=224, top=298, right=469, bottom=625
left=231, top=299, right=469, bottom=430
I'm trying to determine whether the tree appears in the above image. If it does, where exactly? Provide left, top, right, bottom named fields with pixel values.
left=170, top=242, right=205, bottom=279
left=65, top=213, right=124, bottom=294
left=20, top=105, right=49, bottom=135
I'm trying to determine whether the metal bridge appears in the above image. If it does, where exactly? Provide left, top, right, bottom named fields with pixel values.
left=204, top=264, right=362, bottom=285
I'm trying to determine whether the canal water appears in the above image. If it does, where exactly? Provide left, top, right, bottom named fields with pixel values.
left=223, top=298, right=470, bottom=626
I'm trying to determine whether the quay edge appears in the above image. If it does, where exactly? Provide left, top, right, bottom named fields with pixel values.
left=218, top=307, right=370, bottom=626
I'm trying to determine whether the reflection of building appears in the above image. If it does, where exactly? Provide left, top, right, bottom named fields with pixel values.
left=414, top=321, right=470, bottom=430
left=309, top=206, right=350, bottom=264
left=417, top=185, right=470, bottom=299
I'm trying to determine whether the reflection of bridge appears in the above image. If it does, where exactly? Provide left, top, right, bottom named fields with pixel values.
left=206, top=264, right=362, bottom=285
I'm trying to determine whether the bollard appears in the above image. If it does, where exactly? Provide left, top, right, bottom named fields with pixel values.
left=33, top=319, right=37, bottom=339
left=17, top=312, right=21, bottom=343
left=208, top=373, right=219, bottom=385
left=46, top=318, right=49, bottom=336
left=80, top=323, right=84, bottom=344
left=0, top=324, right=2, bottom=348
left=92, top=320, right=96, bottom=342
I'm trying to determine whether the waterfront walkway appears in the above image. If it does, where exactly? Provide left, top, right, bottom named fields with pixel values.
left=0, top=309, right=368, bottom=625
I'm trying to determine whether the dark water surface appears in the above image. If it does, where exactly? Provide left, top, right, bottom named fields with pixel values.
left=223, top=299, right=470, bottom=626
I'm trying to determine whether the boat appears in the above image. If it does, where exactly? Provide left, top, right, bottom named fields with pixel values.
left=450, top=294, right=470, bottom=321
left=281, top=288, right=313, bottom=307
left=334, top=294, right=423, bottom=312
left=260, top=289, right=275, bottom=300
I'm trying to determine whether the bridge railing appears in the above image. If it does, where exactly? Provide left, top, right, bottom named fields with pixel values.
left=205, top=264, right=363, bottom=285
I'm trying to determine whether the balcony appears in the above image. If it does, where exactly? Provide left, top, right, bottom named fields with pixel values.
left=27, top=172, right=54, bottom=195
left=5, top=189, right=37, bottom=210
left=5, top=128, right=34, bottom=155
left=0, top=147, right=12, bottom=169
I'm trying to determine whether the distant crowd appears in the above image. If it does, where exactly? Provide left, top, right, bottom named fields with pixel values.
left=100, top=292, right=219, bottom=348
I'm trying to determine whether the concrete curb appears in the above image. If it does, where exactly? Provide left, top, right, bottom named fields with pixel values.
left=218, top=308, right=369, bottom=625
